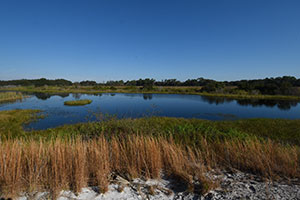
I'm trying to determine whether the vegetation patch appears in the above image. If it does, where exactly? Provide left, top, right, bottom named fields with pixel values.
left=2, top=76, right=300, bottom=100
left=0, top=92, right=24, bottom=103
left=0, top=109, right=41, bottom=139
left=64, top=99, right=92, bottom=106
left=0, top=133, right=298, bottom=199
left=2, top=85, right=300, bottom=100
left=0, top=109, right=299, bottom=198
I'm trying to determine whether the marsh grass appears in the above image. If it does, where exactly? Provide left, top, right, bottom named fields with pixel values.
left=2, top=109, right=300, bottom=145
left=0, top=109, right=40, bottom=139
left=2, top=85, right=300, bottom=100
left=64, top=99, right=92, bottom=106
left=0, top=110, right=299, bottom=198
left=0, top=136, right=298, bottom=198
left=0, top=91, right=24, bottom=102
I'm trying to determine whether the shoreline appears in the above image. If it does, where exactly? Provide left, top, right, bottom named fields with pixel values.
left=15, top=170, right=300, bottom=200
left=1, top=87, right=300, bottom=100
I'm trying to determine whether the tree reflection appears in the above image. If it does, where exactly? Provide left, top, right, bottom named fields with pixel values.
left=72, top=93, right=82, bottom=99
left=32, top=92, right=69, bottom=100
left=200, top=96, right=234, bottom=105
left=143, top=94, right=153, bottom=100
left=201, top=96, right=299, bottom=110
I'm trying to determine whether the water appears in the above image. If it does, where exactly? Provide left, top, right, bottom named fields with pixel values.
left=0, top=92, right=300, bottom=130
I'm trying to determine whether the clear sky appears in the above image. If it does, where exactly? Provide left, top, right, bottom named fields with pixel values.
left=0, top=0, right=299, bottom=82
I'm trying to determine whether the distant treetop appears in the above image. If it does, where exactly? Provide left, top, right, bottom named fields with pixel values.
left=1, top=76, right=300, bottom=96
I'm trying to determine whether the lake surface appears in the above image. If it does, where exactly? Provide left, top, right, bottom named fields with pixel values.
left=1, top=92, right=300, bottom=130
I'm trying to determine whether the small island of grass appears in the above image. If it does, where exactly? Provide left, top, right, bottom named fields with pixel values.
left=0, top=91, right=24, bottom=103
left=64, top=99, right=92, bottom=106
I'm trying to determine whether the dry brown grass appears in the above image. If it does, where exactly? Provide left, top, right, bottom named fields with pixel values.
left=86, top=138, right=110, bottom=193
left=0, top=136, right=298, bottom=198
left=211, top=139, right=299, bottom=178
left=0, top=140, right=24, bottom=197
left=160, top=138, right=214, bottom=194
left=111, top=136, right=162, bottom=179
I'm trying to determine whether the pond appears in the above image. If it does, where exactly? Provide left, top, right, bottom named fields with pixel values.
left=1, top=92, right=300, bottom=130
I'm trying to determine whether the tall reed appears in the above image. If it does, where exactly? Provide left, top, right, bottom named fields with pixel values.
left=0, top=135, right=298, bottom=198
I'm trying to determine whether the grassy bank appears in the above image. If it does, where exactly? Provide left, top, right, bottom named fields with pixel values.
left=0, top=136, right=298, bottom=199
left=0, top=91, right=24, bottom=102
left=64, top=99, right=92, bottom=106
left=23, top=115, right=300, bottom=146
left=2, top=85, right=300, bottom=100
left=0, top=109, right=41, bottom=139
left=0, top=110, right=299, bottom=198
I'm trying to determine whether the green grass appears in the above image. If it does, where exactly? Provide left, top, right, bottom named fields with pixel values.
left=1, top=109, right=300, bottom=146
left=53, top=117, right=300, bottom=145
left=0, top=92, right=24, bottom=102
left=0, top=109, right=41, bottom=139
left=64, top=99, right=92, bottom=106
left=1, top=85, right=300, bottom=100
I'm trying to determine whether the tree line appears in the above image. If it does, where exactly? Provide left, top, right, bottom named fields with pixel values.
left=0, top=78, right=72, bottom=87
left=1, top=76, right=300, bottom=96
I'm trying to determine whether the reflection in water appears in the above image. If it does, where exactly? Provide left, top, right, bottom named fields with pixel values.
left=33, top=92, right=105, bottom=100
left=143, top=94, right=153, bottom=100
left=92, top=93, right=102, bottom=97
left=200, top=96, right=234, bottom=105
left=236, top=99, right=299, bottom=110
left=34, top=93, right=52, bottom=100
left=7, top=91, right=300, bottom=111
left=200, top=96, right=300, bottom=111
left=29, top=92, right=69, bottom=100
left=123, top=93, right=139, bottom=98
left=72, top=93, right=82, bottom=99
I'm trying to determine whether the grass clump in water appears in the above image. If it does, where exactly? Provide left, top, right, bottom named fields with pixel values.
left=0, top=92, right=24, bottom=102
left=64, top=99, right=92, bottom=106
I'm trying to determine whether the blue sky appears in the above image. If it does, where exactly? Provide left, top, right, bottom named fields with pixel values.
left=0, top=0, right=299, bottom=82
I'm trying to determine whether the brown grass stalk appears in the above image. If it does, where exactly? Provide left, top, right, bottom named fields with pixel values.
left=86, top=137, right=110, bottom=193
left=0, top=136, right=298, bottom=198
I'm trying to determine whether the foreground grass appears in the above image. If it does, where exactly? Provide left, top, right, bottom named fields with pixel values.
left=64, top=99, right=92, bottom=106
left=0, top=136, right=298, bottom=199
left=0, top=110, right=299, bottom=198
left=0, top=91, right=24, bottom=102
left=2, top=85, right=300, bottom=100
